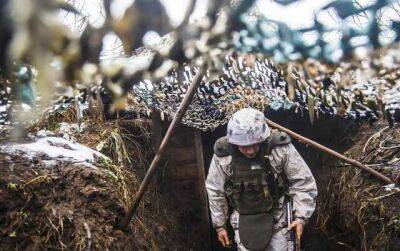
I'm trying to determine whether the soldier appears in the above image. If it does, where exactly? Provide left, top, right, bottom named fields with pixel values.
left=206, top=108, right=318, bottom=250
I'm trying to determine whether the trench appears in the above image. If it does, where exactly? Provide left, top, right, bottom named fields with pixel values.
left=102, top=108, right=397, bottom=250
left=2, top=108, right=397, bottom=250
left=200, top=108, right=359, bottom=250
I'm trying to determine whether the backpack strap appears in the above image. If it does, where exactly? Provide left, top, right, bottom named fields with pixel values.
left=265, top=130, right=291, bottom=155
left=214, top=136, right=230, bottom=157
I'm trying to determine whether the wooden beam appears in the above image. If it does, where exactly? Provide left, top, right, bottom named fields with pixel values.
left=167, top=147, right=196, bottom=163
left=194, top=130, right=212, bottom=249
left=168, top=163, right=198, bottom=180
left=151, top=109, right=162, bottom=151
left=119, top=64, right=206, bottom=229
left=266, top=119, right=394, bottom=184
left=169, top=132, right=196, bottom=148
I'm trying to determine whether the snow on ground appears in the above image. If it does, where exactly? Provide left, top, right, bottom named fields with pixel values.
left=0, top=136, right=107, bottom=168
left=57, top=121, right=85, bottom=141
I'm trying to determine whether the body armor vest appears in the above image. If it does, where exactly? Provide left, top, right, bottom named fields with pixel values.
left=214, top=130, right=291, bottom=215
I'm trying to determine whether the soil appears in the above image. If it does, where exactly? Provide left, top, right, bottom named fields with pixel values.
left=312, top=120, right=400, bottom=250
left=0, top=118, right=202, bottom=250
left=0, top=153, right=133, bottom=250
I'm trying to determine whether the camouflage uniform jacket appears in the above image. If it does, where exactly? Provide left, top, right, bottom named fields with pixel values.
left=205, top=142, right=318, bottom=230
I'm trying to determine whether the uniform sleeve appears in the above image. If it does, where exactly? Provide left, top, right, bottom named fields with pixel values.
left=205, top=154, right=231, bottom=229
left=270, top=143, right=318, bottom=224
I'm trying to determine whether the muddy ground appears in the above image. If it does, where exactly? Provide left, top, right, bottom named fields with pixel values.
left=0, top=153, right=132, bottom=250
left=0, top=117, right=201, bottom=250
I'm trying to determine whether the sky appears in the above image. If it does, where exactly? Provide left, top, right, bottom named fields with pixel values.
left=60, top=0, right=400, bottom=60
left=64, top=0, right=336, bottom=30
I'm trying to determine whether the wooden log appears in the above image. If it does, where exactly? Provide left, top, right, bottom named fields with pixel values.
left=194, top=130, right=211, bottom=249
left=119, top=64, right=206, bottom=229
left=266, top=119, right=394, bottom=184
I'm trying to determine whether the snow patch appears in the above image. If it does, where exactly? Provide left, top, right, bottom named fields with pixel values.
left=0, top=137, right=108, bottom=168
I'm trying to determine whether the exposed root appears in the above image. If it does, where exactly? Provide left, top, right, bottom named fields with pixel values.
left=83, top=221, right=92, bottom=251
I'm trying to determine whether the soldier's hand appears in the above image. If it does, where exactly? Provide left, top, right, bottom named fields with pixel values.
left=288, top=220, right=304, bottom=242
left=216, top=228, right=231, bottom=247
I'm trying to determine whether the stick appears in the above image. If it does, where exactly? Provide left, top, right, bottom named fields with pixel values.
left=119, top=63, right=206, bottom=230
left=362, top=126, right=388, bottom=153
left=266, top=119, right=394, bottom=184
left=83, top=221, right=92, bottom=251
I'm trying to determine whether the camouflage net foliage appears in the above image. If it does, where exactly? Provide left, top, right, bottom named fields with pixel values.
left=132, top=52, right=290, bottom=130
left=235, top=0, right=400, bottom=63
left=130, top=45, right=400, bottom=130
left=1, top=0, right=400, bottom=131
left=0, top=0, right=247, bottom=126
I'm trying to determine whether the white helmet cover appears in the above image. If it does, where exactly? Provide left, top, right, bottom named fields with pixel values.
left=227, top=108, right=270, bottom=146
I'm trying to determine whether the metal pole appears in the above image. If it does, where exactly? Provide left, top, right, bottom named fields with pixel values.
left=266, top=119, right=394, bottom=184
left=119, top=63, right=206, bottom=230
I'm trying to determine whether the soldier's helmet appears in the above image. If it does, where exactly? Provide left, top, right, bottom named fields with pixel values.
left=227, top=108, right=270, bottom=146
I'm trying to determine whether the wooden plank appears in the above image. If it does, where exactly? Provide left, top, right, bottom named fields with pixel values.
left=169, top=131, right=195, bottom=148
left=194, top=130, right=211, bottom=249
left=166, top=147, right=196, bottom=163
left=169, top=163, right=198, bottom=170
left=170, top=159, right=197, bottom=167
left=168, top=163, right=198, bottom=180
left=151, top=110, right=162, bottom=151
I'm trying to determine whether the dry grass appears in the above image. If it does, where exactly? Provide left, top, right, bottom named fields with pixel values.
left=4, top=99, right=207, bottom=249
left=23, top=103, right=161, bottom=245
left=315, top=121, right=400, bottom=250
left=29, top=106, right=78, bottom=132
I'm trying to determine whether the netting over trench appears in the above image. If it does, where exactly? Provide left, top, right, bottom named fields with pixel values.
left=131, top=47, right=400, bottom=131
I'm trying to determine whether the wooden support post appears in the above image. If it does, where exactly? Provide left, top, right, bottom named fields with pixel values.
left=194, top=130, right=211, bottom=249
left=151, top=109, right=162, bottom=151
left=119, top=64, right=206, bottom=230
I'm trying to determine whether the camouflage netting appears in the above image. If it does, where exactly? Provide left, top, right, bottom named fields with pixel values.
left=2, top=0, right=400, bottom=132
left=128, top=45, right=400, bottom=131
left=2, top=45, right=400, bottom=132
left=131, top=52, right=289, bottom=130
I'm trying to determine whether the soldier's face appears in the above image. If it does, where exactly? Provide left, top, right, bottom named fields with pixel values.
left=238, top=143, right=261, bottom=158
